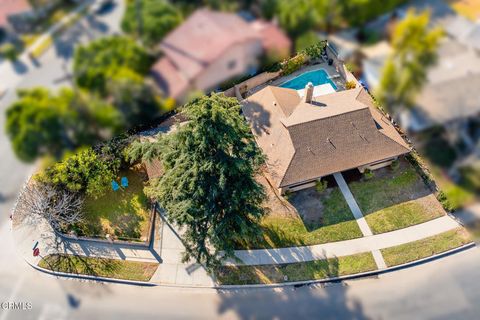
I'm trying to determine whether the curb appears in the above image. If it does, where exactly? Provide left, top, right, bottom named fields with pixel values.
left=26, top=242, right=476, bottom=289
left=28, top=260, right=157, bottom=287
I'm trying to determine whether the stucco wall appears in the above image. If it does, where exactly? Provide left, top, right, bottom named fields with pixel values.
left=223, top=70, right=282, bottom=98
left=194, top=40, right=263, bottom=93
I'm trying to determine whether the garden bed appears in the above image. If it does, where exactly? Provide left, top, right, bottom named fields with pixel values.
left=39, top=254, right=158, bottom=281
left=216, top=252, right=376, bottom=285
left=69, top=167, right=152, bottom=242
left=348, top=159, right=445, bottom=234
left=236, top=175, right=363, bottom=249
left=381, top=228, right=471, bottom=267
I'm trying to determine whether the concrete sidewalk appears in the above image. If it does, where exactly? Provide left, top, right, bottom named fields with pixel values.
left=333, top=172, right=386, bottom=269
left=232, top=215, right=460, bottom=265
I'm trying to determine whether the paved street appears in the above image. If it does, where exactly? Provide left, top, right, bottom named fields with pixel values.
left=0, top=244, right=479, bottom=319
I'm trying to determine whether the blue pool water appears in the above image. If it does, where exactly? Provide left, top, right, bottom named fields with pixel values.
left=280, top=69, right=337, bottom=91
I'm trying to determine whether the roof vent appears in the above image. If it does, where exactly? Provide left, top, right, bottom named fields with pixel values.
left=327, top=137, right=336, bottom=149
left=303, top=82, right=314, bottom=103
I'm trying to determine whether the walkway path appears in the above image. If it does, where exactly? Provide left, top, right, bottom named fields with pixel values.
left=232, top=215, right=459, bottom=266
left=333, top=172, right=386, bottom=269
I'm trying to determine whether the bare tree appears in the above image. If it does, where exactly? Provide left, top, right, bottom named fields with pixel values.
left=15, top=182, right=84, bottom=232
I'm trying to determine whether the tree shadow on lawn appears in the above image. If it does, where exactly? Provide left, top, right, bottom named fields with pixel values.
left=41, top=254, right=120, bottom=278
left=348, top=159, right=434, bottom=216
left=75, top=169, right=150, bottom=241
left=289, top=184, right=355, bottom=233
left=216, top=254, right=340, bottom=285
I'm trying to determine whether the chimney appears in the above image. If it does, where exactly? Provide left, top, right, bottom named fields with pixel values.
left=303, top=82, right=314, bottom=103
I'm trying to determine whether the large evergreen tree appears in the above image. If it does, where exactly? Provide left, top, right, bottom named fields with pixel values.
left=128, top=94, right=266, bottom=268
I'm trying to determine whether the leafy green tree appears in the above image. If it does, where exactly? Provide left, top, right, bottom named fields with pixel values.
left=295, top=31, right=319, bottom=53
left=341, top=0, right=407, bottom=27
left=73, top=36, right=152, bottom=95
left=121, top=0, right=182, bottom=47
left=107, top=77, right=165, bottom=129
left=38, top=147, right=120, bottom=197
left=376, top=10, right=443, bottom=114
left=5, top=88, right=121, bottom=162
left=277, top=0, right=319, bottom=38
left=128, top=94, right=266, bottom=268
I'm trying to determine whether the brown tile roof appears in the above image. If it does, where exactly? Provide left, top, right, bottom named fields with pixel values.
left=242, top=86, right=410, bottom=188
left=0, top=0, right=31, bottom=27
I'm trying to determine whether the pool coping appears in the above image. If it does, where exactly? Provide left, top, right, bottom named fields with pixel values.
left=279, top=68, right=339, bottom=91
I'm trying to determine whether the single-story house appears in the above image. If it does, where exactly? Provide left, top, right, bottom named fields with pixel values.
left=242, top=84, right=410, bottom=194
left=151, top=8, right=291, bottom=102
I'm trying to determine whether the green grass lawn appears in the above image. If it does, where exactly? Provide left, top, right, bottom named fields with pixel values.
left=216, top=252, right=377, bottom=285
left=381, top=228, right=471, bottom=267
left=238, top=187, right=363, bottom=249
left=39, top=254, right=158, bottom=281
left=71, top=168, right=151, bottom=241
left=349, top=163, right=445, bottom=234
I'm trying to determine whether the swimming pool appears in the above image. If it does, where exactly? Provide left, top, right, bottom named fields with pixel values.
left=280, top=69, right=337, bottom=91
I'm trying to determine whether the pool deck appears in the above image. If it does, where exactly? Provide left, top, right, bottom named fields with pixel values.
left=247, top=63, right=346, bottom=97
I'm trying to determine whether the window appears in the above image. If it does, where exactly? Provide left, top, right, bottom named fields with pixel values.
left=227, top=60, right=237, bottom=70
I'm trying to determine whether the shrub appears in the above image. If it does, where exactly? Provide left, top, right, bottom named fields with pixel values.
left=345, top=80, right=356, bottom=89
left=363, top=169, right=374, bottom=180
left=283, top=190, right=292, bottom=201
left=315, top=179, right=328, bottom=193
left=37, top=148, right=121, bottom=198
left=282, top=54, right=306, bottom=76
left=0, top=43, right=19, bottom=61
left=391, top=159, right=400, bottom=171
left=302, top=40, right=327, bottom=60
left=437, top=190, right=454, bottom=212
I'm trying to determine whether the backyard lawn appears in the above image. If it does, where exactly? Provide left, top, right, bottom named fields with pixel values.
left=70, top=168, right=151, bottom=241
left=216, top=252, right=376, bottom=285
left=39, top=254, right=158, bottom=281
left=348, top=159, right=445, bottom=234
left=381, top=227, right=471, bottom=267
left=237, top=175, right=363, bottom=249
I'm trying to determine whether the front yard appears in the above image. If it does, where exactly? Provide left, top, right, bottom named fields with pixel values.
left=39, top=254, right=158, bottom=281
left=69, top=167, right=152, bottom=242
left=236, top=175, right=363, bottom=249
left=381, top=227, right=471, bottom=267
left=216, top=252, right=376, bottom=285
left=348, top=159, right=445, bottom=234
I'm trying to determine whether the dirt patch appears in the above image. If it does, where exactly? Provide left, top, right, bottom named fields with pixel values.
left=289, top=188, right=328, bottom=228
left=257, top=172, right=297, bottom=219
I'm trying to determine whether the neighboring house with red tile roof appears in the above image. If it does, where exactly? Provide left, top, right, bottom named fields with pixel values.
left=0, top=0, right=58, bottom=33
left=242, top=84, right=410, bottom=194
left=151, top=9, right=291, bottom=102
